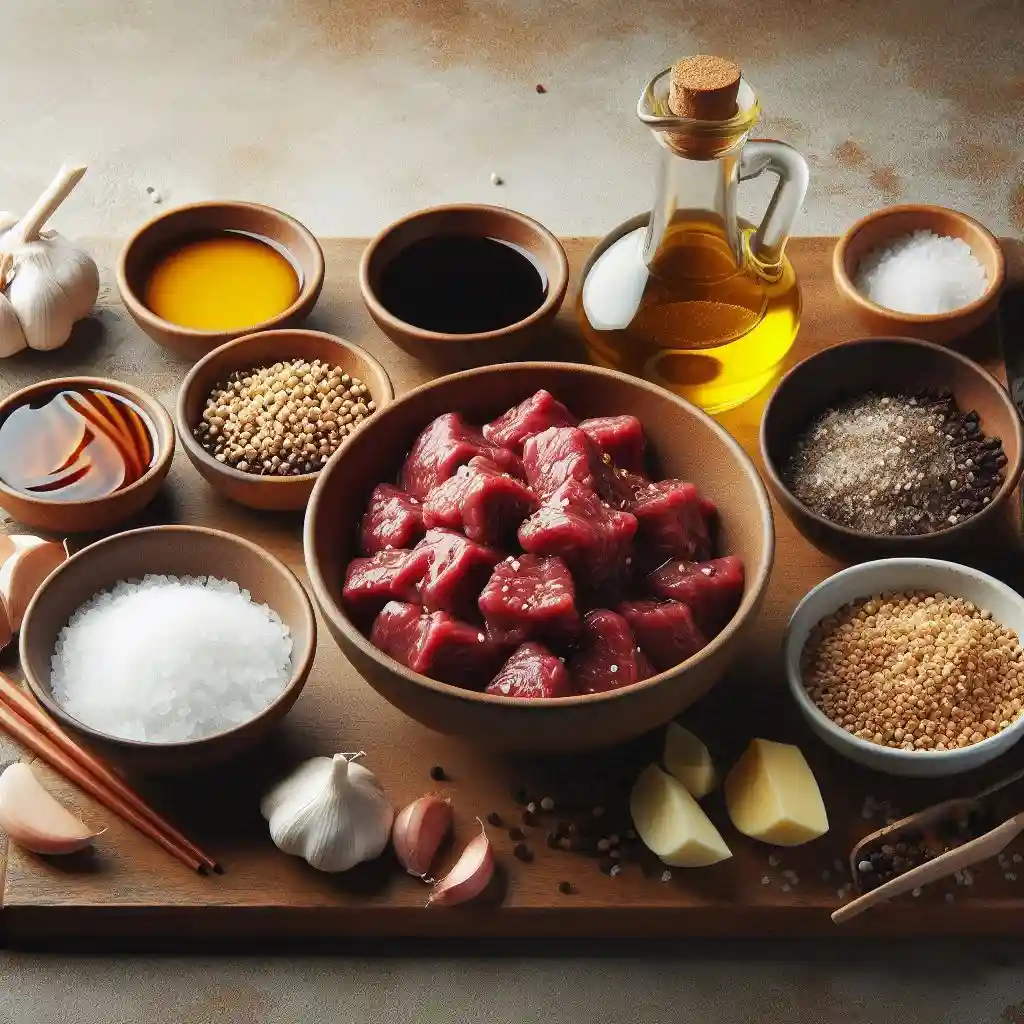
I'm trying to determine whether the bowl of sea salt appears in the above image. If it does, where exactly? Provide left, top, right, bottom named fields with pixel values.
left=18, top=525, right=317, bottom=774
left=833, top=204, right=1005, bottom=344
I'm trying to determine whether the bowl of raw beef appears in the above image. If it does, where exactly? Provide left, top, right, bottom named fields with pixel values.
left=304, top=363, right=774, bottom=751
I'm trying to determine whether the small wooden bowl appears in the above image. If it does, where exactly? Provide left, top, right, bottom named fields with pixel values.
left=833, top=205, right=1005, bottom=344
left=305, top=362, right=774, bottom=753
left=19, top=525, right=317, bottom=774
left=760, top=336, right=1024, bottom=563
left=176, top=329, right=394, bottom=512
left=359, top=204, right=569, bottom=369
left=117, top=201, right=325, bottom=362
left=0, top=376, right=174, bottom=534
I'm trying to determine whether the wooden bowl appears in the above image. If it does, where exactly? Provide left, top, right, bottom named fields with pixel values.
left=0, top=376, right=174, bottom=534
left=304, top=362, right=774, bottom=752
left=359, top=204, right=569, bottom=369
left=833, top=205, right=1005, bottom=344
left=176, top=329, right=394, bottom=512
left=760, top=336, right=1024, bottom=563
left=117, top=201, right=325, bottom=362
left=19, top=525, right=317, bottom=774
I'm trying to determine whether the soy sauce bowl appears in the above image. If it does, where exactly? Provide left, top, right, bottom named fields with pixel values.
left=359, top=204, right=569, bottom=369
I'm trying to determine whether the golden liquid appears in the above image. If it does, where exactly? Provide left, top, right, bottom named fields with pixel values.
left=143, top=232, right=300, bottom=331
left=579, top=225, right=800, bottom=414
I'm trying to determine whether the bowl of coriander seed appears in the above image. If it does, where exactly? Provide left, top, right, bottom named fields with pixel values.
left=176, top=329, right=394, bottom=511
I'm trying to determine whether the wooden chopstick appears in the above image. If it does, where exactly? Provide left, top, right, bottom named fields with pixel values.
left=0, top=675, right=219, bottom=873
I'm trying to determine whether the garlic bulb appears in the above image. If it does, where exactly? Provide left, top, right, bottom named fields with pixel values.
left=0, top=165, right=99, bottom=358
left=261, top=753, right=394, bottom=872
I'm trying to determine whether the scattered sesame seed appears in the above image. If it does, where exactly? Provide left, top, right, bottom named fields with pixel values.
left=761, top=875, right=771, bottom=885
left=661, top=869, right=672, bottom=883
left=609, top=864, right=622, bottom=877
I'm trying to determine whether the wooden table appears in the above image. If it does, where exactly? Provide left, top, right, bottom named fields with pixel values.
left=2, top=236, right=1024, bottom=944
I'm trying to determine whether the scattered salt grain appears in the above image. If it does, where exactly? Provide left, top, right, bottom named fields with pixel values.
left=854, top=230, right=988, bottom=315
left=51, top=574, right=293, bottom=743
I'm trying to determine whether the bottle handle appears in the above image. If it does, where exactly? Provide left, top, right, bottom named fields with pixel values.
left=738, top=139, right=809, bottom=279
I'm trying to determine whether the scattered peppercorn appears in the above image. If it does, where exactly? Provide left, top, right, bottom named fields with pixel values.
left=487, top=812, right=503, bottom=827
left=195, top=359, right=376, bottom=476
left=513, top=788, right=529, bottom=805
left=803, top=591, right=1024, bottom=750
left=514, top=842, right=533, bottom=863
left=546, top=831, right=560, bottom=849
left=558, top=880, right=573, bottom=894
left=429, top=765, right=446, bottom=781
left=536, top=83, right=547, bottom=93
left=599, top=856, right=616, bottom=874
left=509, top=827, right=525, bottom=841
left=521, top=809, right=535, bottom=826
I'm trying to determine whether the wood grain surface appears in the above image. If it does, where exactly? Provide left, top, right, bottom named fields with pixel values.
left=1, top=236, right=1023, bottom=944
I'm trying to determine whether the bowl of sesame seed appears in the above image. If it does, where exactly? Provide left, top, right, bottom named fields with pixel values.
left=785, top=557, right=1024, bottom=777
left=177, top=329, right=394, bottom=511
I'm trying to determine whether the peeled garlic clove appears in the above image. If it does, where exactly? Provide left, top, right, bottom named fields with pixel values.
left=0, top=763, right=103, bottom=855
left=428, top=824, right=495, bottom=906
left=393, top=794, right=453, bottom=878
left=0, top=535, right=69, bottom=631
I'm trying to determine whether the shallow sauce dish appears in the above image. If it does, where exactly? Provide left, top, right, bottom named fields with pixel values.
left=20, top=525, right=317, bottom=774
left=176, top=329, right=395, bottom=512
left=118, top=201, right=325, bottom=362
left=760, top=336, right=1024, bottom=562
left=785, top=557, right=1024, bottom=778
left=0, top=376, right=175, bottom=535
left=304, top=362, right=774, bottom=753
left=833, top=204, right=1005, bottom=344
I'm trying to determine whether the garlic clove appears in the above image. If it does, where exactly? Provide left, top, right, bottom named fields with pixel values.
left=0, top=536, right=69, bottom=632
left=0, top=290, right=27, bottom=358
left=428, top=823, right=496, bottom=906
left=0, top=592, right=12, bottom=652
left=392, top=794, right=453, bottom=878
left=0, top=762, right=104, bottom=855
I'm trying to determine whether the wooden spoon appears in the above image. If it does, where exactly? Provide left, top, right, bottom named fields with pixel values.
left=833, top=812, right=1024, bottom=924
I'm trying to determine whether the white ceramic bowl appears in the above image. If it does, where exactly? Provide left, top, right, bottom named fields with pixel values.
left=785, top=558, right=1024, bottom=778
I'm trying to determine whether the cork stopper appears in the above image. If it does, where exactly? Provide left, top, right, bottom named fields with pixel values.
left=668, top=55, right=741, bottom=121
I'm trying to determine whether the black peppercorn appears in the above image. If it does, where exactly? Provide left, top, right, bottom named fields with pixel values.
left=429, top=765, right=446, bottom=781
left=486, top=812, right=503, bottom=827
left=558, top=881, right=573, bottom=894
left=509, top=827, right=525, bottom=841
left=514, top=842, right=533, bottom=863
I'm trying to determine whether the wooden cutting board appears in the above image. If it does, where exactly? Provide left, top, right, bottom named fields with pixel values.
left=2, top=235, right=1024, bottom=944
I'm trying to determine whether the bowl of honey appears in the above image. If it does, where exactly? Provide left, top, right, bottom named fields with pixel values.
left=0, top=376, right=175, bottom=534
left=117, top=201, right=325, bottom=362
left=359, top=204, right=569, bottom=369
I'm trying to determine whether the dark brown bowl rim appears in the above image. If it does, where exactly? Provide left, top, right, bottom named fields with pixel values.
left=759, top=335, right=1024, bottom=545
left=304, top=360, right=776, bottom=710
left=175, top=329, right=396, bottom=489
left=116, top=200, right=326, bottom=339
left=832, top=204, right=1006, bottom=324
left=19, top=524, right=318, bottom=751
left=0, top=376, right=175, bottom=511
left=358, top=203, right=570, bottom=345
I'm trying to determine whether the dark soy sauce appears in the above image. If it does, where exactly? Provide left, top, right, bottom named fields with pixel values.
left=377, top=234, right=547, bottom=334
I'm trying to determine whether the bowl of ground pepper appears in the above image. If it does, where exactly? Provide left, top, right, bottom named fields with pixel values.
left=760, top=336, right=1024, bottom=562
left=176, top=329, right=394, bottom=511
left=785, top=557, right=1024, bottom=777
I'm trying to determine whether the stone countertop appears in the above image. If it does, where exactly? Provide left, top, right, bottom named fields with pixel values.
left=1, top=0, right=1023, bottom=1020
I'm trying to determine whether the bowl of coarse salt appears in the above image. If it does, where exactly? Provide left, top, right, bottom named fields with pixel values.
left=19, top=525, right=317, bottom=774
left=833, top=204, right=1005, bottom=344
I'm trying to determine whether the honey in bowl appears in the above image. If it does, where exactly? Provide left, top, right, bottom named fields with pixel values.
left=0, top=388, right=156, bottom=501
left=142, top=231, right=300, bottom=331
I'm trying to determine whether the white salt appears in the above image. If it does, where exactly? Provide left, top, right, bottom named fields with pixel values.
left=51, top=574, right=293, bottom=743
left=854, top=229, right=989, bottom=315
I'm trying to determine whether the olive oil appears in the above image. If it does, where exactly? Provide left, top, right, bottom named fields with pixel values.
left=0, top=388, right=156, bottom=501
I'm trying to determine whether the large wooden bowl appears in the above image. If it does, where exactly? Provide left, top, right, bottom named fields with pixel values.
left=20, top=525, right=317, bottom=774
left=305, top=363, right=774, bottom=752
left=176, top=329, right=394, bottom=511
left=760, top=336, right=1024, bottom=563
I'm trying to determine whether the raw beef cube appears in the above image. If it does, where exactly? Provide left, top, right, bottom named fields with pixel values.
left=399, top=413, right=523, bottom=499
left=580, top=415, right=646, bottom=473
left=618, top=599, right=708, bottom=671
left=486, top=642, right=575, bottom=699
left=359, top=484, right=425, bottom=555
left=370, top=601, right=505, bottom=687
left=522, top=426, right=603, bottom=500
left=646, top=555, right=745, bottom=636
left=629, top=479, right=713, bottom=564
left=483, top=390, right=578, bottom=453
left=478, top=554, right=579, bottom=644
left=342, top=547, right=430, bottom=619
left=518, top=479, right=637, bottom=589
left=415, top=529, right=503, bottom=620
left=423, top=457, right=538, bottom=546
left=570, top=609, right=654, bottom=694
